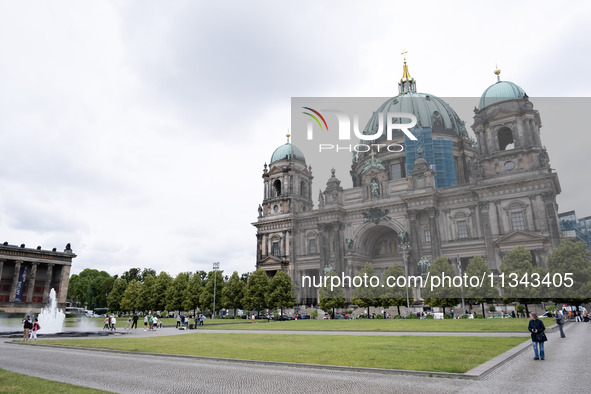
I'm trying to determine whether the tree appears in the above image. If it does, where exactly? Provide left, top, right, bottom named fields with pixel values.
left=318, top=270, right=345, bottom=317
left=121, top=268, right=141, bottom=283
left=137, top=274, right=156, bottom=312
left=380, top=264, right=413, bottom=316
left=464, top=256, right=499, bottom=317
left=222, top=271, right=246, bottom=315
left=120, top=279, right=141, bottom=312
left=547, top=240, right=591, bottom=306
left=107, top=277, right=128, bottom=313
left=351, top=262, right=379, bottom=318
left=152, top=272, right=173, bottom=311
left=244, top=269, right=269, bottom=315
left=67, top=269, right=113, bottom=310
left=500, top=246, right=546, bottom=316
left=199, top=270, right=225, bottom=315
left=422, top=256, right=461, bottom=315
left=166, top=272, right=190, bottom=312
left=183, top=272, right=203, bottom=314
left=267, top=271, right=294, bottom=316
left=141, top=268, right=157, bottom=281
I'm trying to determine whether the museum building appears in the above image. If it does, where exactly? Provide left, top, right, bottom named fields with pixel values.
left=253, top=62, right=562, bottom=305
left=0, top=242, right=75, bottom=313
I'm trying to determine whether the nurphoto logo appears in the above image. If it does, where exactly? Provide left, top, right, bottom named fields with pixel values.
left=302, top=107, right=418, bottom=153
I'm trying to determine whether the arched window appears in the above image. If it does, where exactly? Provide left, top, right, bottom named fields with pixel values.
left=498, top=127, right=514, bottom=151
left=273, top=179, right=281, bottom=197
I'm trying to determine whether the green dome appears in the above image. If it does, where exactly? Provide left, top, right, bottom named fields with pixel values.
left=478, top=80, right=526, bottom=109
left=270, top=143, right=306, bottom=164
left=362, top=92, right=467, bottom=141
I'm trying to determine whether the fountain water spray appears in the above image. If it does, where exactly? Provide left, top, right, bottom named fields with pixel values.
left=37, top=288, right=65, bottom=333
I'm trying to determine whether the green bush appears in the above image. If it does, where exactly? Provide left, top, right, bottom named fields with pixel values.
left=225, top=315, right=235, bottom=319
left=460, top=314, right=469, bottom=319
left=406, top=313, right=417, bottom=319
left=393, top=314, right=402, bottom=319
left=310, top=310, right=318, bottom=319
left=425, top=314, right=434, bottom=319
left=357, top=314, right=367, bottom=319
left=444, top=313, right=452, bottom=319
left=474, top=313, right=484, bottom=319
left=489, top=305, right=496, bottom=312
left=376, top=314, right=384, bottom=319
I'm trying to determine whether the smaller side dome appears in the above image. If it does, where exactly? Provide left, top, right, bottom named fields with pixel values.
left=270, top=142, right=306, bottom=164
left=479, top=80, right=526, bottom=109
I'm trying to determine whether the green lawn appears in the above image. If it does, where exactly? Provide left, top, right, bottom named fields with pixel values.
left=0, top=368, right=109, bottom=393
left=36, top=333, right=526, bottom=373
left=197, top=317, right=551, bottom=332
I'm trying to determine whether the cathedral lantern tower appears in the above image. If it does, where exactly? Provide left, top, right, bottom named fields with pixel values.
left=254, top=134, right=313, bottom=277
left=472, top=68, right=548, bottom=177
left=261, top=134, right=313, bottom=217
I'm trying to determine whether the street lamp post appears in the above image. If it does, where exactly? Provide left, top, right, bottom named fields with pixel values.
left=398, top=231, right=411, bottom=310
left=213, top=262, right=220, bottom=319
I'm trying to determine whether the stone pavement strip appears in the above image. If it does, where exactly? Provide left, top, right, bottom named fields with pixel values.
left=0, top=322, right=588, bottom=393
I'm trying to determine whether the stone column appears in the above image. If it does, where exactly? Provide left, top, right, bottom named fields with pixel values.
left=478, top=202, right=498, bottom=270
left=441, top=209, right=451, bottom=242
left=256, top=234, right=262, bottom=262
left=528, top=195, right=539, bottom=231
left=43, top=263, right=54, bottom=303
left=542, top=192, right=561, bottom=247
left=26, top=263, right=38, bottom=303
left=9, top=260, right=22, bottom=303
left=515, top=119, right=524, bottom=148
left=408, top=210, right=421, bottom=276
left=57, top=265, right=71, bottom=304
left=333, top=222, right=344, bottom=274
left=0, top=260, right=4, bottom=285
left=470, top=205, right=480, bottom=238
left=531, top=119, right=542, bottom=146
left=427, top=208, right=441, bottom=259
left=318, top=223, right=328, bottom=273
left=495, top=201, right=505, bottom=235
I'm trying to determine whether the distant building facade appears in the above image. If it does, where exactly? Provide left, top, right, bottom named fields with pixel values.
left=559, top=210, right=591, bottom=249
left=0, top=242, right=75, bottom=313
left=253, top=63, right=562, bottom=305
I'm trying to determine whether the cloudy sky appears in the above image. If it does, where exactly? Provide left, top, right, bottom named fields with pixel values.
left=0, top=1, right=589, bottom=278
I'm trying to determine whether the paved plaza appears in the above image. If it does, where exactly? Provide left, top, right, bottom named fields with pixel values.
left=0, top=322, right=589, bottom=393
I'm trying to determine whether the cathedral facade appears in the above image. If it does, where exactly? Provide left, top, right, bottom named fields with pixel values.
left=253, top=63, right=562, bottom=305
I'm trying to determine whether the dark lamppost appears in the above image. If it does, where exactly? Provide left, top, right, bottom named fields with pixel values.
left=398, top=231, right=411, bottom=310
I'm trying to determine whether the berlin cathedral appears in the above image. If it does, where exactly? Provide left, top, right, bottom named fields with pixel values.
left=253, top=61, right=562, bottom=305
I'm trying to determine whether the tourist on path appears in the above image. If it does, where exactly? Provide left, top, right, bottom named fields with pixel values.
left=124, top=316, right=131, bottom=330
left=103, top=316, right=110, bottom=330
left=555, top=309, right=566, bottom=338
left=144, top=314, right=148, bottom=331
left=30, top=318, right=40, bottom=340
left=22, top=315, right=32, bottom=341
left=200, top=315, right=205, bottom=326
left=110, top=316, right=117, bottom=330
left=528, top=313, right=547, bottom=360
left=176, top=315, right=181, bottom=328
left=131, top=314, right=138, bottom=329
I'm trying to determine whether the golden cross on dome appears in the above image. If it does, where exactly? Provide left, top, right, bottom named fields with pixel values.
left=401, top=50, right=408, bottom=62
